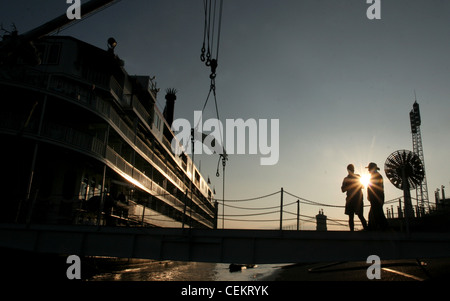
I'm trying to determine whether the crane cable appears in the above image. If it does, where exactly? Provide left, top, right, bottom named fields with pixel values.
left=51, top=0, right=123, bottom=36
left=197, top=0, right=226, bottom=162
left=199, top=0, right=226, bottom=228
left=185, top=0, right=226, bottom=154
left=200, top=0, right=224, bottom=79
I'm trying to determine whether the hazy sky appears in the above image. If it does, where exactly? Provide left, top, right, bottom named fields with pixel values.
left=2, top=0, right=450, bottom=230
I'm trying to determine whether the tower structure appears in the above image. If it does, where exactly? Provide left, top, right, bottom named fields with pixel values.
left=409, top=99, right=430, bottom=214
left=315, top=209, right=327, bottom=231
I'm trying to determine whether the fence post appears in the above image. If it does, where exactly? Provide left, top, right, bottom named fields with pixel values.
left=297, top=199, right=300, bottom=231
left=280, top=187, right=284, bottom=231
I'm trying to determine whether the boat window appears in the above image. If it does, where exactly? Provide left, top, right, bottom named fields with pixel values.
left=195, top=171, right=200, bottom=184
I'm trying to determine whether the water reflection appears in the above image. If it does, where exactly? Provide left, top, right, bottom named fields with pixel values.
left=86, top=259, right=284, bottom=281
left=213, top=263, right=285, bottom=281
left=89, top=260, right=216, bottom=281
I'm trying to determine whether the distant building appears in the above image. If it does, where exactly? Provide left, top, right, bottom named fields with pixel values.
left=316, top=209, right=327, bottom=231
left=435, top=186, right=450, bottom=212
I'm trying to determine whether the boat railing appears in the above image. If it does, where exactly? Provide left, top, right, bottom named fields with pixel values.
left=0, top=112, right=215, bottom=228
left=105, top=146, right=214, bottom=227
left=130, top=93, right=152, bottom=125
left=1, top=69, right=190, bottom=191
left=127, top=200, right=183, bottom=228
left=109, top=75, right=123, bottom=102
left=46, top=74, right=189, bottom=187
left=0, top=110, right=214, bottom=228
left=1, top=69, right=215, bottom=210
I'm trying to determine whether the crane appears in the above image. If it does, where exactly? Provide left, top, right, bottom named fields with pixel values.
left=0, top=0, right=117, bottom=65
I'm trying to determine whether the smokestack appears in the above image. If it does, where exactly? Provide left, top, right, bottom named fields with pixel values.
left=163, top=88, right=177, bottom=127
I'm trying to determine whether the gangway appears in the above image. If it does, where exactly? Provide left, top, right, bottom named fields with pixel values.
left=1, top=224, right=450, bottom=264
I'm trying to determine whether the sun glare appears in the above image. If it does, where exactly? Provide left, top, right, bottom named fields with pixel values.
left=360, top=173, right=371, bottom=188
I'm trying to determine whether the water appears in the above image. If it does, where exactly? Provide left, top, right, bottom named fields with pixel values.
left=86, top=259, right=286, bottom=281
left=212, top=263, right=285, bottom=281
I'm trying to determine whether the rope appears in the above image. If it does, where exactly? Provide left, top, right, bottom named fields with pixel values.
left=211, top=189, right=407, bottom=228
left=220, top=217, right=304, bottom=223
left=214, top=190, right=281, bottom=202
left=284, top=190, right=346, bottom=208
left=224, top=210, right=281, bottom=217
left=223, top=200, right=297, bottom=211
left=74, top=172, right=408, bottom=227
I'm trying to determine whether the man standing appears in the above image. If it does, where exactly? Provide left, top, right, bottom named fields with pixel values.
left=366, top=162, right=389, bottom=230
left=341, top=164, right=368, bottom=231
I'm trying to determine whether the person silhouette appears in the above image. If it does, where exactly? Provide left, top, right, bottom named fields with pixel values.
left=341, top=164, right=368, bottom=231
left=366, top=162, right=389, bottom=231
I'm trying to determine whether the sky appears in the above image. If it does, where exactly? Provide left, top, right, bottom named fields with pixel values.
left=1, top=0, right=449, bottom=230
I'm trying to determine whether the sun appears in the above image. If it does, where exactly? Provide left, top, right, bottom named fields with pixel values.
left=360, top=173, right=371, bottom=188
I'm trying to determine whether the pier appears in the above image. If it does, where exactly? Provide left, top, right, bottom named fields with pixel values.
left=2, top=224, right=450, bottom=264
